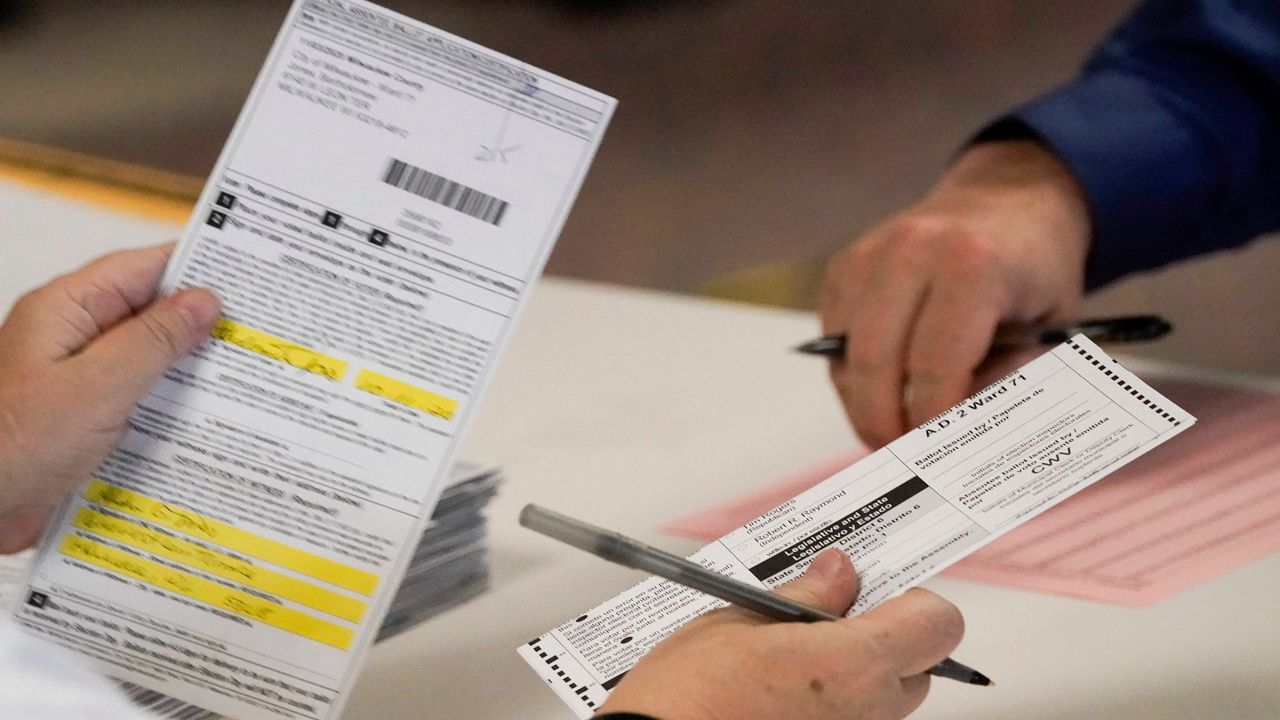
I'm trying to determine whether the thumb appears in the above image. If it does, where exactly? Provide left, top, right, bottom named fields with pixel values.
left=71, top=288, right=221, bottom=405
left=772, top=548, right=860, bottom=616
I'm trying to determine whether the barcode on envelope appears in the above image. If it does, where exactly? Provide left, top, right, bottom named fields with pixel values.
left=383, top=158, right=509, bottom=226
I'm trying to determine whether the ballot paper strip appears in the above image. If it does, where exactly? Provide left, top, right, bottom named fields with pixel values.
left=11, top=2, right=614, bottom=720
left=519, top=337, right=1195, bottom=718
left=0, top=463, right=501, bottom=720
left=664, top=372, right=1280, bottom=606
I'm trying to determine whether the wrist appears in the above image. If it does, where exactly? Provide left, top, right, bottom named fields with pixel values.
left=946, top=140, right=1087, bottom=209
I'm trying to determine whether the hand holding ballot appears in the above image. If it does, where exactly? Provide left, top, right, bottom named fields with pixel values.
left=599, top=549, right=963, bottom=720
left=0, top=244, right=220, bottom=553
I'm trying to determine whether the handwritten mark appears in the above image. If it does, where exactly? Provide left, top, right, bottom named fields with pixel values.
left=212, top=319, right=347, bottom=380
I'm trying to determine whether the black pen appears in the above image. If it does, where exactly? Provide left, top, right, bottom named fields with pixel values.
left=520, top=504, right=993, bottom=686
left=796, top=314, right=1172, bottom=357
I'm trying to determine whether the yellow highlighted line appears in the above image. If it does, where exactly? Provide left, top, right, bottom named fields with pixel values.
left=61, top=535, right=353, bottom=649
left=212, top=319, right=348, bottom=381
left=73, top=508, right=366, bottom=623
left=355, top=369, right=458, bottom=420
left=85, top=480, right=377, bottom=596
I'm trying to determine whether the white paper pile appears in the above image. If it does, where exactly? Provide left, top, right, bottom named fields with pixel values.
left=376, top=461, right=502, bottom=641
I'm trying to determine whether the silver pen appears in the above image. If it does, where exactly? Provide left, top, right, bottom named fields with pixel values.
left=520, top=504, right=992, bottom=686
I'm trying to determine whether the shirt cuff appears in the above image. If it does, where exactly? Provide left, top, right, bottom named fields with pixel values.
left=978, top=71, right=1220, bottom=289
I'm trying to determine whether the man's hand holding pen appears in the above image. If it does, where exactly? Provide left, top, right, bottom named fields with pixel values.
left=818, top=140, right=1093, bottom=448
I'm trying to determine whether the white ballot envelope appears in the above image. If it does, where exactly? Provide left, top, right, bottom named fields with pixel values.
left=10, top=2, right=614, bottom=719
left=521, top=337, right=1195, bottom=717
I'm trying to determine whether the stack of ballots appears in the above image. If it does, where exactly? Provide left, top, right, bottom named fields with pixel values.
left=1, top=461, right=502, bottom=719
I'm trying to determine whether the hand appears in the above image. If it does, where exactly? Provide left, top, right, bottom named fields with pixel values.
left=0, top=244, right=220, bottom=553
left=597, top=549, right=963, bottom=720
left=820, top=140, right=1092, bottom=448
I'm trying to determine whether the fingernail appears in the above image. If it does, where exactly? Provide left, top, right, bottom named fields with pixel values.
left=808, top=549, right=848, bottom=581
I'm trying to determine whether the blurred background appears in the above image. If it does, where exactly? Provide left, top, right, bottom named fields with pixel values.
left=3, top=0, right=1279, bottom=373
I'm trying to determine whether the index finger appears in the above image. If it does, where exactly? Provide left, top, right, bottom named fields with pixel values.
left=854, top=588, right=964, bottom=675
left=903, top=254, right=1005, bottom=427
left=821, top=242, right=930, bottom=448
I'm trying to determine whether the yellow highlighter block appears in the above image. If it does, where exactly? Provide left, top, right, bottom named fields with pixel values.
left=355, top=369, right=458, bottom=420
left=72, top=508, right=366, bottom=623
left=61, top=535, right=354, bottom=649
left=212, top=319, right=348, bottom=381
left=84, top=480, right=377, bottom=596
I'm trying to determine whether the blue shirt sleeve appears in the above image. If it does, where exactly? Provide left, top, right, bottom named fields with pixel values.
left=983, top=0, right=1280, bottom=289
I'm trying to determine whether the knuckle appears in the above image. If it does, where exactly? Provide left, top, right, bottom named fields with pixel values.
left=888, top=216, right=942, bottom=246
left=72, top=280, right=109, bottom=311
left=139, top=313, right=183, bottom=358
left=949, top=231, right=1000, bottom=269
left=883, top=237, right=933, bottom=274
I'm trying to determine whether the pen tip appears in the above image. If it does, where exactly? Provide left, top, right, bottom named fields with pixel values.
left=971, top=672, right=994, bottom=687
left=794, top=336, right=845, bottom=355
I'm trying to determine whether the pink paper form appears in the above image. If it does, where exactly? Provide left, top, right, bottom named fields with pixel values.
left=664, top=375, right=1280, bottom=606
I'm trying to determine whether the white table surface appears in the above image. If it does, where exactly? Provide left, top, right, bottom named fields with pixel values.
left=4, top=179, right=1280, bottom=719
